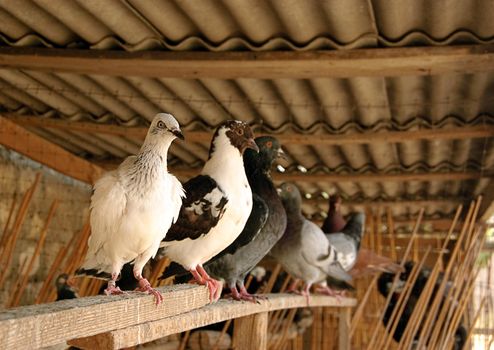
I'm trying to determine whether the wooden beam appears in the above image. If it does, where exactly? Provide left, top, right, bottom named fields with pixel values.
left=68, top=293, right=356, bottom=350
left=270, top=171, right=492, bottom=183
left=7, top=114, right=494, bottom=145
left=0, top=284, right=210, bottom=350
left=306, top=198, right=463, bottom=207
left=0, top=116, right=104, bottom=184
left=479, top=180, right=494, bottom=221
left=1, top=45, right=494, bottom=78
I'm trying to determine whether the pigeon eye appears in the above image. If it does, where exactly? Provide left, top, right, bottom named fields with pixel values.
left=157, top=121, right=165, bottom=129
left=266, top=141, right=273, bottom=148
left=236, top=128, right=244, bottom=136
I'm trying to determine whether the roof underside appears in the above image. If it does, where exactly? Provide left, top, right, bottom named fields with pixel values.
left=0, top=0, right=493, bottom=228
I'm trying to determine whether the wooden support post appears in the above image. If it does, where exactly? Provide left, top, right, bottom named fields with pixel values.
left=233, top=312, right=268, bottom=350
left=338, top=307, right=352, bottom=350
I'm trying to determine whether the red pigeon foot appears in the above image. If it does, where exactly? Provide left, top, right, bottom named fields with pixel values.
left=136, top=278, right=163, bottom=305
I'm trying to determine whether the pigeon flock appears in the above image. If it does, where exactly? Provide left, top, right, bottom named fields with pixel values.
left=75, top=113, right=370, bottom=307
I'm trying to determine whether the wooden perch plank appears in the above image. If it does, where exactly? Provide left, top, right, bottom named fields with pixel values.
left=0, top=284, right=209, bottom=349
left=1, top=45, right=494, bottom=78
left=69, top=294, right=357, bottom=350
left=7, top=114, right=494, bottom=145
left=0, top=116, right=103, bottom=184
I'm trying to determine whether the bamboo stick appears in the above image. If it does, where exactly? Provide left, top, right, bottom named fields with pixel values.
left=8, top=200, right=59, bottom=307
left=5, top=257, right=28, bottom=307
left=274, top=308, right=298, bottom=350
left=464, top=296, right=487, bottom=350
left=177, top=329, right=191, bottom=350
left=35, top=228, right=79, bottom=304
left=268, top=274, right=292, bottom=330
left=0, top=195, right=17, bottom=254
left=375, top=209, right=382, bottom=256
left=350, top=274, right=379, bottom=337
left=365, top=209, right=424, bottom=350
left=386, top=208, right=397, bottom=261
left=0, top=173, right=41, bottom=286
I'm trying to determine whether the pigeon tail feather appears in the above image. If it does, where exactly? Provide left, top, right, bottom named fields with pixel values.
left=75, top=268, right=112, bottom=281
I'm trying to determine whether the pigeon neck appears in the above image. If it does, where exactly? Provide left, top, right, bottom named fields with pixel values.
left=202, top=144, right=247, bottom=186
left=138, top=136, right=174, bottom=169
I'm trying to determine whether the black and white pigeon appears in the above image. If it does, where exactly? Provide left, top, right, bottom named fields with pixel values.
left=55, top=274, right=78, bottom=301
left=199, top=136, right=287, bottom=301
left=76, top=113, right=185, bottom=305
left=159, top=120, right=258, bottom=302
left=270, top=183, right=351, bottom=301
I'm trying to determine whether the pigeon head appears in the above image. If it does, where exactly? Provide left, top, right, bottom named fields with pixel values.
left=244, top=136, right=285, bottom=171
left=55, top=273, right=70, bottom=290
left=278, top=182, right=302, bottom=213
left=209, top=120, right=259, bottom=158
left=148, top=113, right=184, bottom=141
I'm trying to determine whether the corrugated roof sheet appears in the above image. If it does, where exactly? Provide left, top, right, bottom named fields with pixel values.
left=0, top=0, right=493, bottom=222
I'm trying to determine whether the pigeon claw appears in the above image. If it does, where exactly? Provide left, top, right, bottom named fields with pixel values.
left=206, top=279, right=222, bottom=303
left=104, top=285, right=125, bottom=296
left=136, top=278, right=163, bottom=305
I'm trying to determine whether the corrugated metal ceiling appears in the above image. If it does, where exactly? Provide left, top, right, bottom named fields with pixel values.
left=0, top=0, right=493, bottom=225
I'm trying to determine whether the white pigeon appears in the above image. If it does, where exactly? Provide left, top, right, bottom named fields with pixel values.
left=159, top=120, right=259, bottom=302
left=76, top=113, right=185, bottom=304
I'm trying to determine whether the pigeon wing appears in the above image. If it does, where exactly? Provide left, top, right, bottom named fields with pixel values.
left=163, top=175, right=228, bottom=242
left=214, top=192, right=269, bottom=258
left=81, top=170, right=127, bottom=272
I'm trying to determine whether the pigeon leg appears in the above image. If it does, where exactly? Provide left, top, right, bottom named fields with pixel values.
left=314, top=285, right=342, bottom=302
left=104, top=273, right=125, bottom=295
left=301, top=283, right=311, bottom=306
left=225, top=285, right=242, bottom=301
left=190, top=266, right=221, bottom=302
left=287, top=278, right=301, bottom=293
left=238, top=282, right=266, bottom=303
left=196, top=265, right=223, bottom=302
left=133, top=271, right=163, bottom=305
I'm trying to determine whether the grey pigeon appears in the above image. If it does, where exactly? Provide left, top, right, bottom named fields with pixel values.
left=270, top=183, right=351, bottom=301
left=76, top=113, right=185, bottom=304
left=319, top=212, right=365, bottom=294
left=204, top=136, right=287, bottom=301
left=159, top=120, right=258, bottom=302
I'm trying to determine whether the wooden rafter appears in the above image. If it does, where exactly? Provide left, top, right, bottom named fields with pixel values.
left=7, top=114, right=494, bottom=145
left=0, top=45, right=494, bottom=78
left=0, top=116, right=103, bottom=184
left=305, top=198, right=464, bottom=207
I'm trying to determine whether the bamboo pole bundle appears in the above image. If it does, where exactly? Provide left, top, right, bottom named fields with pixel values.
left=375, top=208, right=382, bottom=256
left=268, top=274, right=292, bottom=331
left=433, top=228, right=484, bottom=348
left=435, top=228, right=487, bottom=349
left=8, top=200, right=59, bottom=307
left=365, top=209, right=424, bottom=350
left=0, top=173, right=41, bottom=286
left=394, top=205, right=463, bottom=348
left=414, top=201, right=474, bottom=349
left=416, top=200, right=481, bottom=349
left=377, top=247, right=432, bottom=350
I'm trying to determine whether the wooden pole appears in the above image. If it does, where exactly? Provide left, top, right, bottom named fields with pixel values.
left=464, top=297, right=487, bottom=350
left=233, top=312, right=268, bottom=350
left=8, top=200, right=59, bottom=307
left=338, top=307, right=352, bottom=350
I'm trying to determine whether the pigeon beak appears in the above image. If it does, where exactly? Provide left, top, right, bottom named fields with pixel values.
left=277, top=147, right=287, bottom=160
left=245, top=138, right=259, bottom=153
left=171, top=128, right=185, bottom=140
